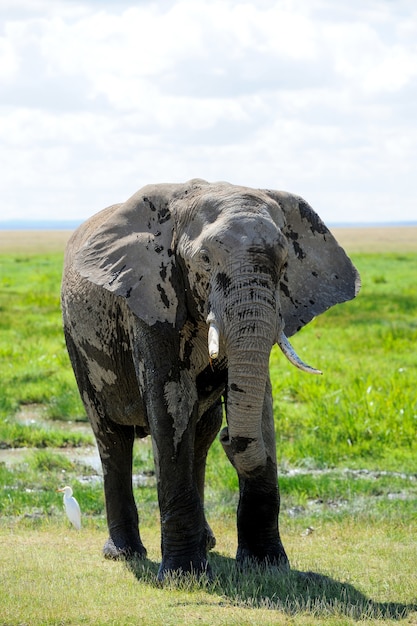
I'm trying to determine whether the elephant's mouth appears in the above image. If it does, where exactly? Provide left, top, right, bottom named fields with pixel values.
left=207, top=319, right=321, bottom=375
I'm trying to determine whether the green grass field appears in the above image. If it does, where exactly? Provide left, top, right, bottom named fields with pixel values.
left=0, top=229, right=416, bottom=625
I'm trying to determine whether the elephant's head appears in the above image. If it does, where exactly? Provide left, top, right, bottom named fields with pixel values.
left=74, top=179, right=360, bottom=476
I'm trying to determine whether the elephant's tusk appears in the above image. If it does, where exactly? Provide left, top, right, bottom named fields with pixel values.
left=277, top=331, right=322, bottom=375
left=208, top=322, right=220, bottom=360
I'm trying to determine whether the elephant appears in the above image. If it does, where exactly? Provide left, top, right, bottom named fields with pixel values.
left=61, top=178, right=360, bottom=581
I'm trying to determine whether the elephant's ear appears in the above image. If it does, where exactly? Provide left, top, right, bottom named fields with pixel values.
left=74, top=183, right=186, bottom=327
left=265, top=190, right=361, bottom=337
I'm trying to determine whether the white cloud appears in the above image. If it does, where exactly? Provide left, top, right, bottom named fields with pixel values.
left=0, top=0, right=416, bottom=223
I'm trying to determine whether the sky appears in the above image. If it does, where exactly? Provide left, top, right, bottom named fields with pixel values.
left=1, top=0, right=416, bottom=225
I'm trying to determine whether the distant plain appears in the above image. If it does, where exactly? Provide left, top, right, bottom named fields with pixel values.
left=1, top=224, right=417, bottom=253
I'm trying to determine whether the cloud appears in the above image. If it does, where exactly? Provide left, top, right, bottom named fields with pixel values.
left=0, top=0, right=416, bottom=222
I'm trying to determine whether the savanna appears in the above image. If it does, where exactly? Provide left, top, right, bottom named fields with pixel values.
left=0, top=227, right=416, bottom=625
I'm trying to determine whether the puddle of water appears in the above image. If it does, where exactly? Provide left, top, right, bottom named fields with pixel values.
left=0, top=445, right=156, bottom=487
left=0, top=403, right=100, bottom=471
left=1, top=403, right=156, bottom=487
left=282, top=466, right=417, bottom=482
left=5, top=406, right=414, bottom=494
left=15, top=403, right=91, bottom=435
left=0, top=444, right=102, bottom=473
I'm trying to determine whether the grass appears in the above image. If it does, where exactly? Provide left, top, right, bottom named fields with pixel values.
left=0, top=252, right=90, bottom=447
left=0, top=229, right=416, bottom=624
left=270, top=252, right=417, bottom=470
left=1, top=249, right=416, bottom=468
left=1, top=520, right=415, bottom=624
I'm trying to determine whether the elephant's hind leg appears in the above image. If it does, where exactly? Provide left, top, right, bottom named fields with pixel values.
left=99, top=421, right=147, bottom=560
left=194, top=399, right=223, bottom=551
left=64, top=331, right=147, bottom=560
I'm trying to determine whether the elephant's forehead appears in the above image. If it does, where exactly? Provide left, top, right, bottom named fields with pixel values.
left=179, top=187, right=281, bottom=232
left=191, top=213, right=284, bottom=252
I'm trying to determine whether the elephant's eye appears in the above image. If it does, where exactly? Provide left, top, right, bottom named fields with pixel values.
left=199, top=251, right=211, bottom=269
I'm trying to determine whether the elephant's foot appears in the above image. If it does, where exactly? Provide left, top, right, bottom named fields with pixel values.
left=103, top=536, right=147, bottom=561
left=157, top=553, right=212, bottom=582
left=205, top=521, right=216, bottom=551
left=236, top=543, right=290, bottom=571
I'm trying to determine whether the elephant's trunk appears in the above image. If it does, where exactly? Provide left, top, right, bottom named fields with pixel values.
left=208, top=264, right=320, bottom=477
left=221, top=353, right=271, bottom=476
left=214, top=289, right=277, bottom=476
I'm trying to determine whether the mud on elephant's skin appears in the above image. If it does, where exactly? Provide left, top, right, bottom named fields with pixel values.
left=61, top=178, right=360, bottom=581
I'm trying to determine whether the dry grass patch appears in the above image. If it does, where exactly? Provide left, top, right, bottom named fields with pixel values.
left=1, top=519, right=416, bottom=625
left=1, top=226, right=417, bottom=255
left=331, top=226, right=417, bottom=253
left=0, top=230, right=72, bottom=254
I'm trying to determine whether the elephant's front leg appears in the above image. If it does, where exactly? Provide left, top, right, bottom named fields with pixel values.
left=221, top=379, right=289, bottom=569
left=146, top=369, right=210, bottom=581
left=235, top=459, right=289, bottom=569
left=153, top=419, right=209, bottom=580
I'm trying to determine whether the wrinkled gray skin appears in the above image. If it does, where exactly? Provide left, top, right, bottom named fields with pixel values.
left=61, top=179, right=360, bottom=580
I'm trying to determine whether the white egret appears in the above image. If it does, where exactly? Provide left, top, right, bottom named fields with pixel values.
left=57, top=486, right=81, bottom=530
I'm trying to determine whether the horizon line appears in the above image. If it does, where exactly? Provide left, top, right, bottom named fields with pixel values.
left=1, top=219, right=417, bottom=231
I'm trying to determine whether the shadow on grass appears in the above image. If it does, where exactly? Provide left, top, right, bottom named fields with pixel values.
left=126, top=553, right=416, bottom=620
